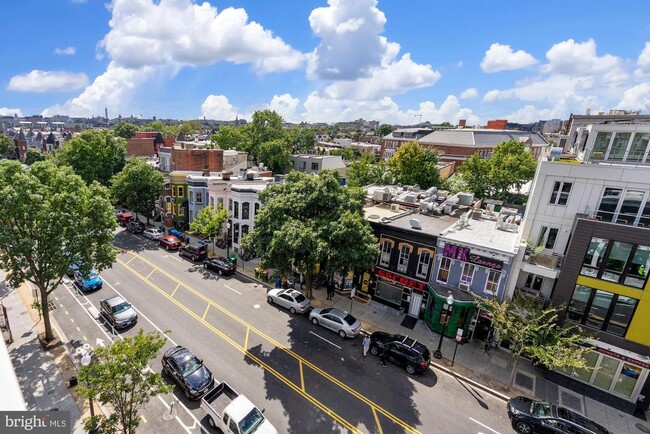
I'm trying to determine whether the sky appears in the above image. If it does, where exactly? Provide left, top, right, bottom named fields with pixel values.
left=2, top=0, right=650, bottom=125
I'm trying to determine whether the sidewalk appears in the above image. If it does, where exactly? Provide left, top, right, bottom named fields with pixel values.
left=0, top=271, right=86, bottom=433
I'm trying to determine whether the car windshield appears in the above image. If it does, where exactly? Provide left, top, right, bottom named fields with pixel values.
left=294, top=294, right=306, bottom=303
left=239, top=407, right=265, bottom=434
left=532, top=401, right=551, bottom=417
left=112, top=302, right=131, bottom=314
left=342, top=313, right=357, bottom=325
left=85, top=271, right=99, bottom=280
left=180, top=355, right=202, bottom=376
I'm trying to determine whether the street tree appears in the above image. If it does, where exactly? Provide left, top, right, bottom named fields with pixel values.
left=242, top=170, right=377, bottom=298
left=24, top=148, right=46, bottom=165
left=177, top=120, right=202, bottom=137
left=259, top=139, right=291, bottom=174
left=111, top=158, right=164, bottom=224
left=56, top=129, right=126, bottom=186
left=248, top=110, right=285, bottom=161
left=488, top=139, right=537, bottom=199
left=79, top=330, right=172, bottom=434
left=376, top=124, right=392, bottom=137
left=285, top=128, right=315, bottom=154
left=210, top=125, right=250, bottom=151
left=113, top=122, right=138, bottom=139
left=0, top=135, right=17, bottom=159
left=0, top=160, right=116, bottom=341
left=481, top=294, right=591, bottom=389
left=458, top=153, right=491, bottom=198
left=387, top=141, right=440, bottom=189
left=189, top=204, right=228, bottom=255
left=346, top=154, right=387, bottom=187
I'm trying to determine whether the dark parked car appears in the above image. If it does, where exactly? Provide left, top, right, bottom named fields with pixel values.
left=368, top=332, right=431, bottom=374
left=162, top=346, right=214, bottom=400
left=160, top=235, right=182, bottom=250
left=203, top=257, right=236, bottom=275
left=126, top=220, right=146, bottom=234
left=507, top=396, right=609, bottom=434
left=100, top=295, right=138, bottom=330
left=179, top=244, right=208, bottom=261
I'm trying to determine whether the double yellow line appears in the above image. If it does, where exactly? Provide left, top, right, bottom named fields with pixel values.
left=117, top=251, right=421, bottom=434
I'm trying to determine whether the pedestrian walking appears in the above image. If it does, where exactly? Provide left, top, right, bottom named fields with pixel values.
left=327, top=280, right=335, bottom=300
left=379, top=346, right=389, bottom=367
left=362, top=335, right=371, bottom=357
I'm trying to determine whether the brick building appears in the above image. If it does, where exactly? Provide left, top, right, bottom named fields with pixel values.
left=126, top=132, right=173, bottom=157
left=171, top=145, right=224, bottom=173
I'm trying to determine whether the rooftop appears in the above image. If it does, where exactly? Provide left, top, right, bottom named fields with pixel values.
left=420, top=128, right=549, bottom=147
left=365, top=204, right=460, bottom=236
left=440, top=213, right=521, bottom=255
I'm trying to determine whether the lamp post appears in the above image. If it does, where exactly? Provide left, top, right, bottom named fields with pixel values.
left=433, top=292, right=454, bottom=360
left=81, top=353, right=99, bottom=434
left=226, top=220, right=231, bottom=258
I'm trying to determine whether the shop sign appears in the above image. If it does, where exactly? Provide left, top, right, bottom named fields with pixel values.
left=443, top=243, right=503, bottom=271
left=597, top=347, right=650, bottom=369
left=376, top=268, right=426, bottom=291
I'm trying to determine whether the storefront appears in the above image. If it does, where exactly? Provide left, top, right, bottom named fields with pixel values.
left=374, top=267, right=430, bottom=316
left=424, top=284, right=477, bottom=339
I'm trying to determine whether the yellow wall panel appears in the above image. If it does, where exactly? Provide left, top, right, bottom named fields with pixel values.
left=626, top=298, right=650, bottom=346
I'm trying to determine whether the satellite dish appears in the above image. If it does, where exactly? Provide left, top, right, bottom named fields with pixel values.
left=409, top=218, right=422, bottom=230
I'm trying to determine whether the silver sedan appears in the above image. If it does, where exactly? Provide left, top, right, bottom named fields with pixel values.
left=309, top=307, right=361, bottom=338
left=267, top=289, right=311, bottom=314
left=143, top=228, right=165, bottom=240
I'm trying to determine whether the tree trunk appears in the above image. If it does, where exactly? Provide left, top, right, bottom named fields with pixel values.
left=508, top=352, right=521, bottom=390
left=39, top=286, right=54, bottom=341
left=305, top=272, right=313, bottom=299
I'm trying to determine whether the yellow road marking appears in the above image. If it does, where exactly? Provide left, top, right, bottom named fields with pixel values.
left=76, top=326, right=81, bottom=332
left=372, top=407, right=384, bottom=434
left=119, top=252, right=421, bottom=434
left=299, top=361, right=305, bottom=392
left=202, top=304, right=210, bottom=320
left=70, top=318, right=74, bottom=323
left=65, top=310, right=69, bottom=315
left=146, top=269, right=155, bottom=279
left=125, top=256, right=137, bottom=265
left=117, top=256, right=362, bottom=434
left=140, top=415, right=147, bottom=423
left=83, top=336, right=87, bottom=342
left=59, top=303, right=64, bottom=308
left=54, top=296, right=59, bottom=301
left=171, top=283, right=180, bottom=297
left=244, top=327, right=250, bottom=350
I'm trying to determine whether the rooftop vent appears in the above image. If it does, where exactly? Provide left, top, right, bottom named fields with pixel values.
left=409, top=218, right=422, bottom=230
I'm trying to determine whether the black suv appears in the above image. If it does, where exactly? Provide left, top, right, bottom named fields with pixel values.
left=369, top=332, right=431, bottom=374
left=126, top=220, right=145, bottom=234
left=179, top=243, right=208, bottom=261
left=507, top=396, right=609, bottom=434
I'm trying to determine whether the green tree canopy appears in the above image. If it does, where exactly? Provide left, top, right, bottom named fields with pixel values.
left=248, top=110, right=285, bottom=161
left=457, top=153, right=491, bottom=198
left=346, top=154, right=387, bottom=187
left=24, top=148, right=46, bottom=165
left=0, top=160, right=116, bottom=340
left=55, top=129, right=126, bottom=186
left=189, top=204, right=228, bottom=254
left=387, top=141, right=440, bottom=189
left=482, top=294, right=591, bottom=389
left=210, top=125, right=250, bottom=151
left=258, top=139, right=291, bottom=174
left=376, top=124, right=393, bottom=137
left=177, top=120, right=202, bottom=137
left=113, top=122, right=138, bottom=139
left=488, top=140, right=537, bottom=199
left=111, top=158, right=163, bottom=224
left=140, top=121, right=178, bottom=139
left=285, top=128, right=316, bottom=154
left=79, top=330, right=172, bottom=434
left=0, top=135, right=17, bottom=159
left=242, top=170, right=378, bottom=298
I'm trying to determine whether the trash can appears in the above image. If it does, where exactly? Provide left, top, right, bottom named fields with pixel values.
left=228, top=254, right=237, bottom=264
left=69, top=376, right=78, bottom=387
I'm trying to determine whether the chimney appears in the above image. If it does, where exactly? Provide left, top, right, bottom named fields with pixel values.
left=222, top=171, right=230, bottom=181
left=203, top=166, right=210, bottom=177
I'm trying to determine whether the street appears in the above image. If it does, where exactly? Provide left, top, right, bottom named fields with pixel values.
left=50, top=228, right=514, bottom=434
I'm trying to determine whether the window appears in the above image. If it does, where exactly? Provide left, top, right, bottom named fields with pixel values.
left=379, top=240, right=392, bottom=266
left=233, top=223, right=240, bottom=243
left=525, top=274, right=543, bottom=291
left=591, top=131, right=612, bottom=159
left=298, top=161, right=306, bottom=171
left=241, top=224, right=249, bottom=239
left=628, top=133, right=650, bottom=163
left=210, top=197, right=214, bottom=207
left=311, top=162, right=319, bottom=170
left=608, top=132, right=631, bottom=161
left=416, top=250, right=432, bottom=279
left=596, top=187, right=650, bottom=226
left=567, top=285, right=637, bottom=336
left=485, top=270, right=500, bottom=295
left=196, top=192, right=203, bottom=205
left=254, top=203, right=260, bottom=215
left=218, top=198, right=224, bottom=209
left=228, top=199, right=232, bottom=211
left=537, top=226, right=559, bottom=249
left=596, top=188, right=622, bottom=222
left=437, top=257, right=451, bottom=283
left=397, top=245, right=410, bottom=273
left=625, top=245, right=650, bottom=288
left=189, top=191, right=194, bottom=204
left=581, top=238, right=650, bottom=287
left=549, top=181, right=572, bottom=205
left=233, top=201, right=239, bottom=218
left=602, top=241, right=632, bottom=282
left=581, top=237, right=608, bottom=277
left=242, top=202, right=250, bottom=219
left=460, top=263, right=475, bottom=285
left=618, top=190, right=644, bottom=224
left=177, top=187, right=184, bottom=197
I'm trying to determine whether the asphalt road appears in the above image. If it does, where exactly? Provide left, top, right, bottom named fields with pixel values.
left=50, top=228, right=515, bottom=434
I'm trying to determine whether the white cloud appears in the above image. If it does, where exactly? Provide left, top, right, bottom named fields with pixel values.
left=459, top=87, right=478, bottom=100
left=101, top=0, right=303, bottom=73
left=480, top=43, right=537, bottom=73
left=638, top=42, right=650, bottom=71
left=617, top=83, right=650, bottom=112
left=54, top=46, right=76, bottom=55
left=0, top=107, right=23, bottom=117
left=544, top=39, right=624, bottom=80
left=200, top=95, right=238, bottom=121
left=268, top=94, right=300, bottom=122
left=8, top=70, right=88, bottom=93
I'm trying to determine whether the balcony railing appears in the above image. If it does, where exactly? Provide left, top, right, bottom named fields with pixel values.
left=523, top=251, right=564, bottom=270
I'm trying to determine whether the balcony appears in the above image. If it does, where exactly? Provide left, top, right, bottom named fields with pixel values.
left=521, top=251, right=564, bottom=279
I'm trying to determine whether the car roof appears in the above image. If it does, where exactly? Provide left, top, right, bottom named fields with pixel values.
left=103, top=295, right=125, bottom=306
left=163, top=235, right=179, bottom=241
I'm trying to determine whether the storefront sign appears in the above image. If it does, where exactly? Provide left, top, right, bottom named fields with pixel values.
left=597, top=347, right=650, bottom=369
left=375, top=268, right=426, bottom=291
left=443, top=243, right=503, bottom=271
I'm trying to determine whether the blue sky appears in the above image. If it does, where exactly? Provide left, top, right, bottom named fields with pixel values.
left=2, top=0, right=650, bottom=125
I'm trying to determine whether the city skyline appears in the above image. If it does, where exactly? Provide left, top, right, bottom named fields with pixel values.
left=2, top=0, right=650, bottom=124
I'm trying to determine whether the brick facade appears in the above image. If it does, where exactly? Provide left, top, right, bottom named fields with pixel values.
left=126, top=138, right=157, bottom=156
left=171, top=148, right=224, bottom=172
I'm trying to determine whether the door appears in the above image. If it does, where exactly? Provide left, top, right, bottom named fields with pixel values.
left=322, top=314, right=342, bottom=332
left=408, top=292, right=423, bottom=317
left=278, top=294, right=292, bottom=309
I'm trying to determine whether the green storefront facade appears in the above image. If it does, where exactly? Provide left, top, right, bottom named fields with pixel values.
left=423, top=285, right=478, bottom=339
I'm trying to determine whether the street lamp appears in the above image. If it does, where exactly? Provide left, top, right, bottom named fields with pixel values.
left=226, top=220, right=231, bottom=258
left=81, top=353, right=99, bottom=434
left=433, top=292, right=454, bottom=360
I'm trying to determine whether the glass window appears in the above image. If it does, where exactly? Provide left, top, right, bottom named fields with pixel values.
left=569, top=350, right=599, bottom=383
left=241, top=224, right=249, bottom=239
left=592, top=356, right=619, bottom=390
left=545, top=228, right=559, bottom=249
left=254, top=203, right=260, bottom=215
left=233, top=223, right=240, bottom=243
left=311, top=162, right=319, bottom=170
left=196, top=192, right=202, bottom=205
left=640, top=198, right=650, bottom=227
left=596, top=188, right=622, bottom=222
left=437, top=257, right=451, bottom=283
left=613, top=363, right=642, bottom=398
left=460, top=263, right=475, bottom=284
left=602, top=241, right=632, bottom=282
left=233, top=201, right=239, bottom=218
left=608, top=132, right=631, bottom=161
left=228, top=198, right=232, bottom=211
left=178, top=187, right=184, bottom=197
left=585, top=290, right=613, bottom=329
left=218, top=198, right=223, bottom=209
left=567, top=285, right=592, bottom=322
left=525, top=274, right=543, bottom=291
left=379, top=240, right=391, bottom=266
left=242, top=202, right=250, bottom=219
left=581, top=237, right=608, bottom=277
left=591, top=131, right=612, bottom=159
left=606, top=295, right=637, bottom=336
left=189, top=191, right=194, bottom=204
left=618, top=190, right=644, bottom=224
left=485, top=270, right=500, bottom=295
left=550, top=181, right=561, bottom=204
left=557, top=182, right=572, bottom=205
left=416, top=250, right=431, bottom=279
left=397, top=245, right=410, bottom=272
left=625, top=245, right=650, bottom=288
left=627, top=133, right=650, bottom=163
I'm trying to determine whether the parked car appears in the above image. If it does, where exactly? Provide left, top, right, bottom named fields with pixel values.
left=143, top=227, right=165, bottom=240
left=116, top=212, right=133, bottom=226
left=126, top=220, right=146, bottom=234
left=507, top=396, right=609, bottom=434
left=73, top=269, right=103, bottom=292
left=203, top=257, right=236, bottom=275
left=267, top=289, right=311, bottom=314
left=162, top=345, right=214, bottom=400
left=201, top=382, right=277, bottom=433
left=160, top=235, right=182, bottom=250
left=368, top=332, right=431, bottom=374
left=67, top=262, right=80, bottom=277
left=179, top=244, right=208, bottom=261
left=168, top=228, right=184, bottom=238
left=309, top=307, right=361, bottom=338
left=100, top=295, right=138, bottom=330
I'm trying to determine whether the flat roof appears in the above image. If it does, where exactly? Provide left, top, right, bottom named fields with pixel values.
left=365, top=205, right=460, bottom=235
left=441, top=217, right=520, bottom=255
